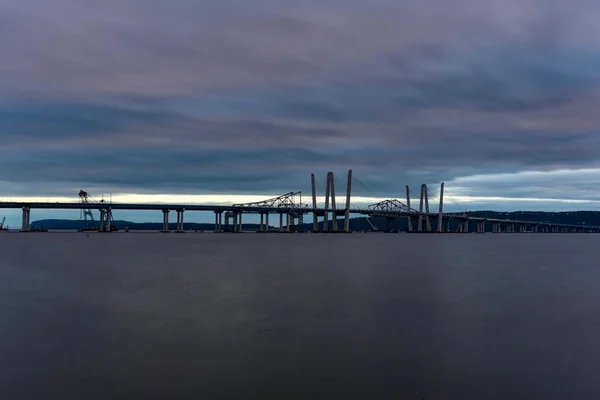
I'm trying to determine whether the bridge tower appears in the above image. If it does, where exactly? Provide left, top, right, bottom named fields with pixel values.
left=344, top=170, right=352, bottom=233
left=311, top=174, right=318, bottom=232
left=406, top=185, right=413, bottom=232
left=418, top=184, right=431, bottom=232
left=437, top=182, right=444, bottom=233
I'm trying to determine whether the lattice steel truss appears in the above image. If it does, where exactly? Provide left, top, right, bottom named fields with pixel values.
left=234, top=192, right=304, bottom=209
left=226, top=191, right=308, bottom=217
left=368, top=199, right=417, bottom=215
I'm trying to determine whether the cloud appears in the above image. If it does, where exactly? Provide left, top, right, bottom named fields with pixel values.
left=2, top=0, right=600, bottom=210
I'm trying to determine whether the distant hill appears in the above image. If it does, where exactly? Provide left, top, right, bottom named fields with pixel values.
left=30, top=211, right=600, bottom=231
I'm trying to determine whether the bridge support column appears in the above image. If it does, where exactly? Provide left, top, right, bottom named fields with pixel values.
left=418, top=185, right=424, bottom=232
left=260, top=213, right=264, bottom=232
left=279, top=213, right=283, bottom=232
left=424, top=184, right=431, bottom=232
left=534, top=225, right=539, bottom=233
left=330, top=173, right=338, bottom=232
left=175, top=209, right=184, bottom=232
left=437, top=182, right=444, bottom=232
left=463, top=219, right=469, bottom=233
left=21, top=207, right=31, bottom=231
left=106, top=208, right=112, bottom=232
left=344, top=169, right=352, bottom=233
left=215, top=212, right=220, bottom=232
left=162, top=209, right=170, bottom=232
left=286, top=213, right=290, bottom=232
left=311, top=174, right=319, bottom=232
left=239, top=213, right=243, bottom=233
left=511, top=223, right=515, bottom=233
left=265, top=213, right=269, bottom=232
left=406, top=185, right=413, bottom=232
left=406, top=216, right=414, bottom=233
left=99, top=209, right=106, bottom=231
left=323, top=172, right=331, bottom=232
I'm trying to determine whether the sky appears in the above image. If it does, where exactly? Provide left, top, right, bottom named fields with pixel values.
left=2, top=0, right=600, bottom=224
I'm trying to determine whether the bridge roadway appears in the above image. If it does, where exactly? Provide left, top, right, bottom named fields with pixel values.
left=1, top=201, right=598, bottom=233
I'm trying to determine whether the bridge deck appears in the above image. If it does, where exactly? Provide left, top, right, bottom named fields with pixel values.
left=1, top=202, right=597, bottom=231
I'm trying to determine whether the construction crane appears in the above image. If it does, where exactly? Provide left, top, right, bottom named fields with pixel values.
left=0, top=217, right=6, bottom=231
left=78, top=190, right=118, bottom=232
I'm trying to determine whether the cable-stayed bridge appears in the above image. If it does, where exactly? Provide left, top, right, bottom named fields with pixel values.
left=0, top=170, right=598, bottom=233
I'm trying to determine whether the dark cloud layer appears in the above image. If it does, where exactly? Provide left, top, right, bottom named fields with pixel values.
left=2, top=0, right=600, bottom=207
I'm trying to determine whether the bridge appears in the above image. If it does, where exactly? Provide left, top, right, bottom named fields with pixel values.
left=1, top=170, right=598, bottom=233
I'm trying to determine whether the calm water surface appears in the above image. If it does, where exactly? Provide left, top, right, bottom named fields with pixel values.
left=1, top=233, right=600, bottom=399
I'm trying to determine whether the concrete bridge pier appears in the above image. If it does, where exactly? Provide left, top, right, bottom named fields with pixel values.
left=238, top=213, right=243, bottom=233
left=161, top=209, right=170, bottom=232
left=286, top=213, right=290, bottom=232
left=510, top=223, right=515, bottom=233
left=232, top=213, right=238, bottom=232
left=463, top=219, right=469, bottom=233
left=279, top=213, right=283, bottom=232
left=214, top=212, right=220, bottom=232
left=405, top=216, right=414, bottom=233
left=106, top=208, right=112, bottom=232
left=260, top=213, right=265, bottom=232
left=265, top=213, right=270, bottom=232
left=476, top=221, right=485, bottom=233
left=21, top=206, right=31, bottom=231
left=175, top=209, right=184, bottom=232
left=99, top=209, right=106, bottom=231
